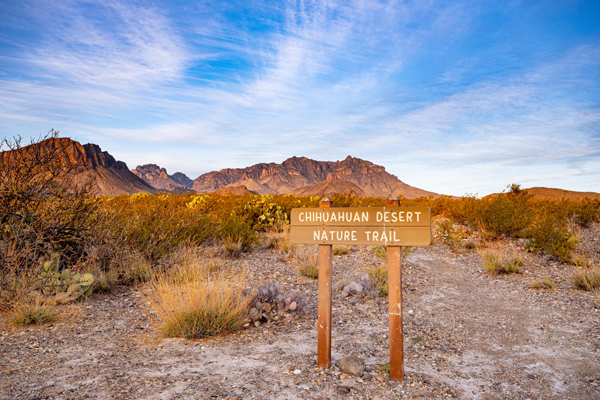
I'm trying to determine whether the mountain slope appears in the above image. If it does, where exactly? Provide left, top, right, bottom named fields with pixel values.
left=193, top=156, right=437, bottom=199
left=291, top=179, right=365, bottom=197
left=1, top=137, right=156, bottom=196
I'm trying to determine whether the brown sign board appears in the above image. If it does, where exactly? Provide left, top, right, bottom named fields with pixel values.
left=290, top=206, right=431, bottom=246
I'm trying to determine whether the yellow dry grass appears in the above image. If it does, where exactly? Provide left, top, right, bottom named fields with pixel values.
left=142, top=247, right=254, bottom=339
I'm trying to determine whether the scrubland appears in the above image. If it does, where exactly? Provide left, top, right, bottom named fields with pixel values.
left=1, top=137, right=600, bottom=399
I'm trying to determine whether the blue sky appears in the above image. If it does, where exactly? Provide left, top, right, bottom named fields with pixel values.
left=0, top=0, right=598, bottom=196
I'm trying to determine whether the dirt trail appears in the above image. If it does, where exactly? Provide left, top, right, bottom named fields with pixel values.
left=1, top=245, right=599, bottom=399
left=407, top=251, right=599, bottom=399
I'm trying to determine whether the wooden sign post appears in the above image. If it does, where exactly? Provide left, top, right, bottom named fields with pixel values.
left=289, top=198, right=431, bottom=381
left=318, top=198, right=333, bottom=369
left=386, top=197, right=404, bottom=380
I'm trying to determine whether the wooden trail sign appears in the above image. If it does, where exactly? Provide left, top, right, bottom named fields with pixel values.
left=289, top=198, right=431, bottom=381
left=290, top=206, right=430, bottom=246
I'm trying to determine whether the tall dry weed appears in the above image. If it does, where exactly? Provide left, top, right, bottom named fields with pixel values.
left=295, top=246, right=319, bottom=279
left=142, top=248, right=254, bottom=339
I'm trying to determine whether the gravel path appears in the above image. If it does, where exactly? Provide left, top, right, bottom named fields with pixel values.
left=1, top=235, right=599, bottom=399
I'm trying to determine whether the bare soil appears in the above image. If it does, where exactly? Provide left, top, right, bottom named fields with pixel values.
left=1, top=231, right=599, bottom=400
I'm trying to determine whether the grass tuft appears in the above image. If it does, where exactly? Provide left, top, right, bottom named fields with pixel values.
left=367, top=263, right=388, bottom=295
left=572, top=266, right=600, bottom=291
left=296, top=247, right=319, bottom=279
left=530, top=279, right=554, bottom=289
left=143, top=249, right=254, bottom=339
left=479, top=249, right=522, bottom=274
left=11, top=300, right=57, bottom=325
left=333, top=246, right=350, bottom=256
left=378, top=362, right=390, bottom=374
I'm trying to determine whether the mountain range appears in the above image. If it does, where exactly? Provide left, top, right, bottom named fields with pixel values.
left=132, top=155, right=438, bottom=198
left=6, top=137, right=598, bottom=200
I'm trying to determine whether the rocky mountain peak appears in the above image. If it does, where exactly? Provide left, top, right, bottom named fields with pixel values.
left=132, top=164, right=192, bottom=191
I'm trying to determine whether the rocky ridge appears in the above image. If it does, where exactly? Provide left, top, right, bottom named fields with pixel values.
left=2, top=137, right=156, bottom=196
left=132, top=164, right=193, bottom=191
left=193, top=156, right=438, bottom=199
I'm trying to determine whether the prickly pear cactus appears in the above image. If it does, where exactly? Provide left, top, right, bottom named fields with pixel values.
left=38, top=254, right=94, bottom=303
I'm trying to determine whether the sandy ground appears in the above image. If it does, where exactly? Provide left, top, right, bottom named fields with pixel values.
left=1, top=234, right=599, bottom=399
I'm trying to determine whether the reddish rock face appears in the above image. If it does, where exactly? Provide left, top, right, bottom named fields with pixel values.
left=192, top=155, right=438, bottom=199
left=131, top=164, right=192, bottom=191
left=290, top=179, right=365, bottom=197
left=1, top=137, right=156, bottom=196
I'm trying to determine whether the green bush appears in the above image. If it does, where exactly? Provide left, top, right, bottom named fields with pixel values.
left=242, top=195, right=287, bottom=231
left=527, top=213, right=579, bottom=261
left=216, top=217, right=258, bottom=253
left=478, top=190, right=533, bottom=238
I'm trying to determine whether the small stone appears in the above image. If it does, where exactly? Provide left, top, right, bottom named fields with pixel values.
left=349, top=282, right=363, bottom=293
left=263, top=303, right=272, bottom=313
left=335, top=386, right=351, bottom=394
left=293, top=369, right=302, bottom=375
left=338, top=354, right=364, bottom=377
left=248, top=308, right=259, bottom=321
left=225, top=392, right=236, bottom=397
left=289, top=301, right=297, bottom=311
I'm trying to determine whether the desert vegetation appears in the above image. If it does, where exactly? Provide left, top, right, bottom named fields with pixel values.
left=2, top=135, right=600, bottom=337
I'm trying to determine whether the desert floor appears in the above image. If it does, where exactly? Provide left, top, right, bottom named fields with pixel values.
left=1, top=230, right=599, bottom=400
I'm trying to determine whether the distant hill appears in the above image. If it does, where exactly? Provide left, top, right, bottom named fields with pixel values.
left=484, top=187, right=600, bottom=201
left=1, top=137, right=156, bottom=196
left=193, top=156, right=438, bottom=199
left=291, top=179, right=365, bottom=197
left=524, top=187, right=600, bottom=200
left=132, top=164, right=193, bottom=191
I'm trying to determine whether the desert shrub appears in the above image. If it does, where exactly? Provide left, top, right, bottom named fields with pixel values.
left=0, top=132, right=101, bottom=305
left=372, top=246, right=387, bottom=259
left=435, top=219, right=466, bottom=250
left=478, top=188, right=533, bottom=239
left=216, top=217, right=258, bottom=254
left=299, top=264, right=319, bottom=279
left=242, top=195, right=287, bottom=231
left=527, top=213, right=579, bottom=261
left=479, top=249, right=521, bottom=274
left=143, top=254, right=254, bottom=339
left=105, top=194, right=214, bottom=262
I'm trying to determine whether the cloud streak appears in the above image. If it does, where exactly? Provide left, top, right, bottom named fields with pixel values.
left=0, top=0, right=598, bottom=195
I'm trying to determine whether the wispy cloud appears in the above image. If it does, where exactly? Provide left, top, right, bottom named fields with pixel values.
left=0, top=0, right=598, bottom=195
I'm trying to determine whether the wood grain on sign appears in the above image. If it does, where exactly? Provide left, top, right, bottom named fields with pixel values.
left=289, top=207, right=431, bottom=246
